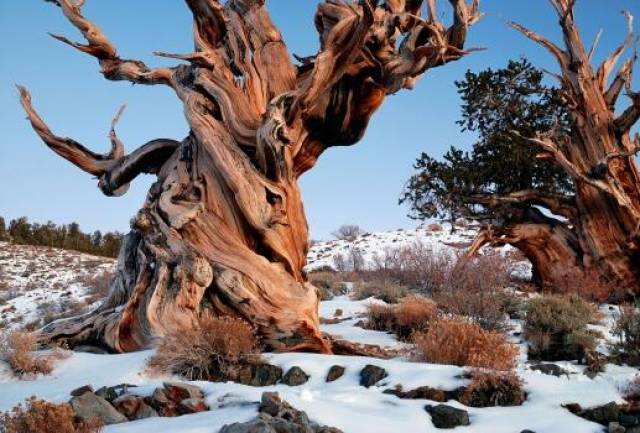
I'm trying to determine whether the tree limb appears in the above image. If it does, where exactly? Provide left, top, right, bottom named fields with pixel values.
left=47, top=0, right=175, bottom=87
left=18, top=86, right=180, bottom=196
left=509, top=21, right=568, bottom=69
left=615, top=90, right=640, bottom=133
left=461, top=189, right=577, bottom=221
left=595, top=11, right=635, bottom=92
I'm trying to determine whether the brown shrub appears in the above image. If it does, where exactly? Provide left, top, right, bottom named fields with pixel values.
left=459, top=371, right=525, bottom=407
left=366, top=296, right=438, bottom=340
left=524, top=294, right=599, bottom=361
left=82, top=270, right=114, bottom=305
left=147, top=312, right=261, bottom=381
left=352, top=281, right=409, bottom=304
left=309, top=271, right=347, bottom=300
left=413, top=319, right=518, bottom=371
left=433, top=253, right=511, bottom=331
left=0, top=397, right=103, bottom=433
left=0, top=331, right=65, bottom=377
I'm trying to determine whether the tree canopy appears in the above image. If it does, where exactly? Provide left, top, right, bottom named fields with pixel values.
left=401, top=59, right=573, bottom=225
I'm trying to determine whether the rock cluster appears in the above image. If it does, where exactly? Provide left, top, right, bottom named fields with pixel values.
left=68, top=382, right=208, bottom=425
left=219, top=392, right=343, bottom=433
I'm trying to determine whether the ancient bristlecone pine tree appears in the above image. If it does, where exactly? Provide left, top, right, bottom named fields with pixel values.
left=20, top=0, right=480, bottom=352
left=467, top=0, right=640, bottom=295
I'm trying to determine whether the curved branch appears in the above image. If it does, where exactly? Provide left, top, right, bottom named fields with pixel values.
left=509, top=21, right=568, bottom=69
left=596, top=11, right=634, bottom=91
left=47, top=0, right=174, bottom=87
left=18, top=86, right=180, bottom=196
left=462, top=189, right=577, bottom=222
left=615, top=90, right=640, bottom=133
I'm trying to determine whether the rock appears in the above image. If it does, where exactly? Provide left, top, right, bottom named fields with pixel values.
left=95, top=384, right=138, bottom=402
left=74, top=345, right=110, bottom=355
left=425, top=404, right=470, bottom=429
left=149, top=388, right=179, bottom=417
left=609, top=422, right=626, bottom=433
left=326, top=365, right=346, bottom=382
left=70, top=392, right=127, bottom=425
left=384, top=386, right=449, bottom=402
left=582, top=402, right=621, bottom=425
left=235, top=362, right=284, bottom=386
left=520, top=430, right=536, bottom=433
left=220, top=392, right=343, bottom=433
left=70, top=385, right=94, bottom=397
left=131, top=401, right=159, bottom=420
left=281, top=366, right=310, bottom=386
left=530, top=363, right=570, bottom=377
left=563, top=403, right=583, bottom=414
left=112, top=395, right=142, bottom=419
left=163, top=382, right=204, bottom=402
left=620, top=414, right=639, bottom=427
left=179, top=398, right=208, bottom=414
left=359, top=364, right=388, bottom=388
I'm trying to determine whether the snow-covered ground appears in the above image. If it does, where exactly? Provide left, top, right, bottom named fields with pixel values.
left=1, top=231, right=636, bottom=432
left=0, top=291, right=637, bottom=433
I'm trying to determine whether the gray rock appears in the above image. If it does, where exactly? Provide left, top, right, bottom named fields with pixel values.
left=326, top=365, right=345, bottom=382
left=95, top=383, right=138, bottom=402
left=70, top=392, right=127, bottom=425
left=609, top=422, right=626, bottom=433
left=112, top=394, right=159, bottom=420
left=178, top=398, right=208, bottom=414
left=219, top=419, right=277, bottom=433
left=530, top=363, right=570, bottom=377
left=582, top=402, right=621, bottom=425
left=425, top=404, right=470, bottom=429
left=236, top=363, right=284, bottom=387
left=520, top=430, right=536, bottom=433
left=74, top=345, right=110, bottom=355
left=281, top=366, right=310, bottom=386
left=359, top=364, right=388, bottom=388
left=132, top=401, right=159, bottom=420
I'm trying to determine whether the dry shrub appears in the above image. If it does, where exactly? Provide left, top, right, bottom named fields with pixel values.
left=434, top=253, right=512, bottom=331
left=0, top=331, right=64, bottom=377
left=366, top=296, right=438, bottom=340
left=352, top=281, right=409, bottom=304
left=611, top=305, right=640, bottom=365
left=549, top=267, right=622, bottom=303
left=413, top=319, right=518, bottom=371
left=82, top=270, right=114, bottom=305
left=309, top=271, right=347, bottom=300
left=0, top=397, right=103, bottom=433
left=524, top=294, right=599, bottom=361
left=459, top=371, right=525, bottom=407
left=147, top=312, right=260, bottom=381
left=624, top=376, right=640, bottom=402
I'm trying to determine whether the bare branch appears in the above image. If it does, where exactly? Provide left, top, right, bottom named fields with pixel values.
left=509, top=21, right=568, bottom=69
left=462, top=189, right=577, bottom=221
left=596, top=11, right=635, bottom=91
left=184, top=0, right=226, bottom=52
left=615, top=90, right=640, bottom=133
left=605, top=52, right=636, bottom=107
left=587, top=29, right=603, bottom=61
left=48, top=0, right=174, bottom=87
left=18, top=86, right=180, bottom=196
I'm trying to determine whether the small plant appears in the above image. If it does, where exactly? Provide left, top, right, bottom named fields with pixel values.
left=413, top=319, right=518, bottom=371
left=309, top=271, right=347, bottom=301
left=524, top=294, right=599, bottom=361
left=352, top=281, right=409, bottom=304
left=366, top=296, right=438, bottom=340
left=611, top=305, right=640, bottom=365
left=0, top=331, right=64, bottom=377
left=147, top=313, right=261, bottom=381
left=0, top=397, right=103, bottom=433
left=458, top=371, right=525, bottom=407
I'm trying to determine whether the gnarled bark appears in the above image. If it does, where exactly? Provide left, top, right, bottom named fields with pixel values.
left=468, top=1, right=640, bottom=297
left=22, top=0, right=480, bottom=352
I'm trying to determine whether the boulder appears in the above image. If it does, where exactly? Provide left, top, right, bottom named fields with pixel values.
left=132, top=401, right=159, bottom=420
left=149, top=387, right=179, bottom=417
left=235, top=362, right=284, bottom=386
left=384, top=386, right=449, bottom=402
left=425, top=404, right=470, bottom=429
left=112, top=395, right=142, bottom=418
left=530, top=363, right=570, bottom=377
left=582, top=402, right=621, bottom=425
left=359, top=365, right=388, bottom=388
left=70, top=392, right=127, bottom=425
left=609, top=422, right=626, bottom=433
left=163, top=382, right=204, bottom=402
left=178, top=398, right=209, bottom=414
left=70, top=385, right=94, bottom=397
left=281, top=366, right=310, bottom=386
left=95, top=384, right=138, bottom=402
left=326, top=365, right=346, bottom=383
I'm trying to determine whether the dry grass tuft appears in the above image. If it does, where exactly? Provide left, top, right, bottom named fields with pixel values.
left=0, top=331, right=66, bottom=377
left=366, top=296, right=438, bottom=340
left=413, top=319, right=518, bottom=371
left=459, top=371, right=525, bottom=407
left=147, top=312, right=261, bottom=380
left=0, top=397, right=103, bottom=433
left=352, top=281, right=409, bottom=304
left=611, top=305, right=640, bottom=365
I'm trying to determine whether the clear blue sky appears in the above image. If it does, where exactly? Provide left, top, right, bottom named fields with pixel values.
left=1, top=1, right=639, bottom=239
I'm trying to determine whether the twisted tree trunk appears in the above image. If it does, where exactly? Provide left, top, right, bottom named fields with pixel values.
left=21, top=0, right=480, bottom=352
left=468, top=1, right=640, bottom=298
